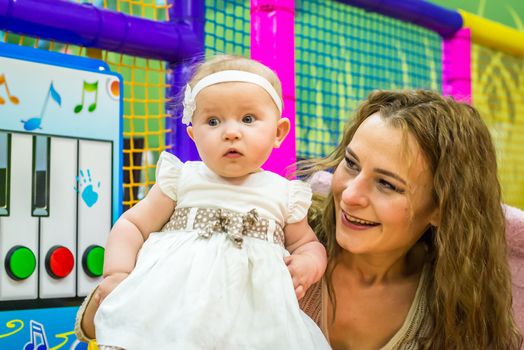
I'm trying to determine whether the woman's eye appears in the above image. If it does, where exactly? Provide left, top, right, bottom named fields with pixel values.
left=207, top=117, right=219, bottom=126
left=242, top=115, right=255, bottom=124
left=344, top=156, right=359, bottom=171
left=378, top=179, right=404, bottom=194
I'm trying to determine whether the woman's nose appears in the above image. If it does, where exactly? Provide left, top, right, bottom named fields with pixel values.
left=341, top=176, right=370, bottom=207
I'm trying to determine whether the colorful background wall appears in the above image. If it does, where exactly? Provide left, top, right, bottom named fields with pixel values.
left=0, top=0, right=523, bottom=348
left=431, top=0, right=524, bottom=208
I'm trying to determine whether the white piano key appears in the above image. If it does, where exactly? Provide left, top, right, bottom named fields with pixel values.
left=77, top=140, right=112, bottom=296
left=39, top=137, right=77, bottom=298
left=0, top=133, right=39, bottom=300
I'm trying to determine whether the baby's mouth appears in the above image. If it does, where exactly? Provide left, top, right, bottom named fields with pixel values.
left=224, top=149, right=242, bottom=157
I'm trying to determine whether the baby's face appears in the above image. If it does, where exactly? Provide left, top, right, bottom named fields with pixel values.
left=187, top=81, right=287, bottom=181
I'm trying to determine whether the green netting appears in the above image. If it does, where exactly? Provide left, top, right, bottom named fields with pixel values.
left=295, top=0, right=442, bottom=159
left=472, top=43, right=524, bottom=209
left=205, top=0, right=250, bottom=57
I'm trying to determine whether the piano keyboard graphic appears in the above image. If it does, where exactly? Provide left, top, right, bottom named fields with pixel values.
left=0, top=131, right=112, bottom=301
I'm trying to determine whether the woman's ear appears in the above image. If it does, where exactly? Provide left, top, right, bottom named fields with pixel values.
left=274, top=118, right=291, bottom=148
left=429, top=207, right=440, bottom=227
left=186, top=126, right=195, bottom=141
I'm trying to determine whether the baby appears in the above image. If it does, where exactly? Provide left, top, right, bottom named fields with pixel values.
left=76, top=55, right=330, bottom=350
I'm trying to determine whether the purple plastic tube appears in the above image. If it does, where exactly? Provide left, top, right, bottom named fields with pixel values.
left=336, top=0, right=462, bottom=38
left=0, top=0, right=200, bottom=62
left=165, top=0, right=205, bottom=161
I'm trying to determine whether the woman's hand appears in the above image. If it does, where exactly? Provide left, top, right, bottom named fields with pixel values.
left=78, top=273, right=128, bottom=340
left=94, top=272, right=129, bottom=305
left=79, top=273, right=128, bottom=341
left=285, top=254, right=320, bottom=300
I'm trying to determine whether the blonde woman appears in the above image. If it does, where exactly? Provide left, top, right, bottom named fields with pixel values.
left=300, top=90, right=523, bottom=349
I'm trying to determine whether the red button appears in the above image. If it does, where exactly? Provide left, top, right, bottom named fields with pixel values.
left=45, top=246, right=74, bottom=279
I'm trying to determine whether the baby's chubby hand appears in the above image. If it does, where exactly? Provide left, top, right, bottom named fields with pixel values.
left=285, top=254, right=321, bottom=300
left=94, top=272, right=129, bottom=305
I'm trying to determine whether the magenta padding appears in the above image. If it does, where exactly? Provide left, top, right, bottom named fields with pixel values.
left=251, top=0, right=296, bottom=177
left=443, top=28, right=472, bottom=104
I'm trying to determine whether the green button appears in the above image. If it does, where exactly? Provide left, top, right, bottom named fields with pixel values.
left=6, top=246, right=36, bottom=280
left=82, top=245, right=104, bottom=277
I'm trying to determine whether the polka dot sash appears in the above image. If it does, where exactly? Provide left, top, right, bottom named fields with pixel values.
left=161, top=207, right=285, bottom=248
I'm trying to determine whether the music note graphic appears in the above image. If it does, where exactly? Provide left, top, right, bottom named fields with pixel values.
left=0, top=73, right=20, bottom=105
left=23, top=320, right=49, bottom=350
left=74, top=80, right=98, bottom=113
left=20, top=82, right=62, bottom=131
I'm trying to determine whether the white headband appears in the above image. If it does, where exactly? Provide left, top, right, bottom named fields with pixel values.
left=182, top=70, right=283, bottom=125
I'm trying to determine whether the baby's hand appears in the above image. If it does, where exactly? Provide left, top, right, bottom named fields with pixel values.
left=284, top=254, right=319, bottom=300
left=94, top=272, right=129, bottom=305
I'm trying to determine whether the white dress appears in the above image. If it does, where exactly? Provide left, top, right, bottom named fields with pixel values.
left=95, top=152, right=331, bottom=350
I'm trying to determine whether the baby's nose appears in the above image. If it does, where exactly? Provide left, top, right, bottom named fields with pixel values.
left=223, top=122, right=241, bottom=140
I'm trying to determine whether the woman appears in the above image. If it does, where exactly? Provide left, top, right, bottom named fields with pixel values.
left=300, top=90, right=523, bottom=349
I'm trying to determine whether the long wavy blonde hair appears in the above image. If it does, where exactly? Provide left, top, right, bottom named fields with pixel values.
left=301, top=90, right=522, bottom=349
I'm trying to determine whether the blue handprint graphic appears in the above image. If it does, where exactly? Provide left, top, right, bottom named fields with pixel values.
left=75, top=169, right=100, bottom=208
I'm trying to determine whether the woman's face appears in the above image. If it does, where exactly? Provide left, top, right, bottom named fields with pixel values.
left=332, top=113, right=439, bottom=257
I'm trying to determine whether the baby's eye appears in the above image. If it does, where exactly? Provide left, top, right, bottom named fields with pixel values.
left=242, top=115, right=255, bottom=124
left=207, top=117, right=220, bottom=126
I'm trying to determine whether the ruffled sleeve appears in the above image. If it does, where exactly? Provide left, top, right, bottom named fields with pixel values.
left=155, top=151, right=183, bottom=201
left=286, top=180, right=313, bottom=224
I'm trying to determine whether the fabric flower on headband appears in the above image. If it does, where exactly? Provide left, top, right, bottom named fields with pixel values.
left=182, top=84, right=195, bottom=125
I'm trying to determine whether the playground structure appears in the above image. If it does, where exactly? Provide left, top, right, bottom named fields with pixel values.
left=0, top=0, right=523, bottom=348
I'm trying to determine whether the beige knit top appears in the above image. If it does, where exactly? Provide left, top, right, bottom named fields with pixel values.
left=299, top=265, right=432, bottom=350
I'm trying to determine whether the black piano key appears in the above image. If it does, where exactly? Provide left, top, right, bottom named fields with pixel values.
left=0, top=132, right=9, bottom=216
left=32, top=135, right=50, bottom=216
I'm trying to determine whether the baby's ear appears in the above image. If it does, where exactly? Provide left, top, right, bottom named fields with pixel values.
left=186, top=126, right=195, bottom=141
left=274, top=118, right=290, bottom=148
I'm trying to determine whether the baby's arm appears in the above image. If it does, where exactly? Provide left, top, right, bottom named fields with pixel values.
left=81, top=184, right=176, bottom=338
left=284, top=218, right=327, bottom=300
left=98, top=184, right=176, bottom=300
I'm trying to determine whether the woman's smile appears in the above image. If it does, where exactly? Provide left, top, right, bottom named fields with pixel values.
left=340, top=211, right=380, bottom=231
